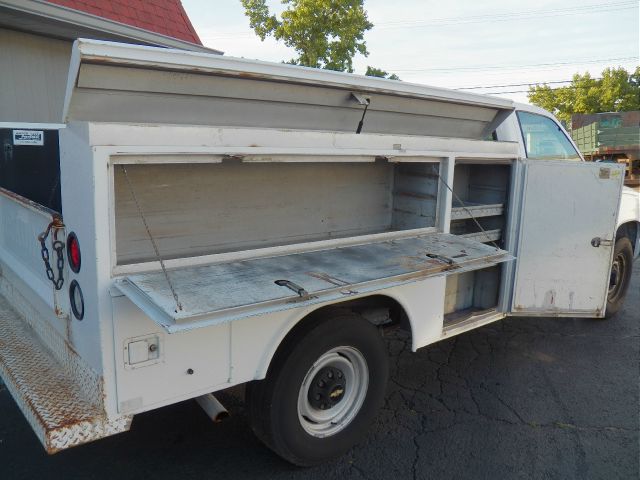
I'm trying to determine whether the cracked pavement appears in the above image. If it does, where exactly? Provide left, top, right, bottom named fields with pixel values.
left=1, top=267, right=638, bottom=479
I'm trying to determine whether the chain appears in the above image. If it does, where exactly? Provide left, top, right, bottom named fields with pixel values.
left=120, top=165, right=183, bottom=312
left=38, top=217, right=65, bottom=290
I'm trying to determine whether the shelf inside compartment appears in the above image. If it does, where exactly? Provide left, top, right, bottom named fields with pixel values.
left=451, top=202, right=504, bottom=220
left=443, top=307, right=498, bottom=330
left=450, top=163, right=511, bottom=243
left=458, top=229, right=502, bottom=243
left=443, top=265, right=502, bottom=327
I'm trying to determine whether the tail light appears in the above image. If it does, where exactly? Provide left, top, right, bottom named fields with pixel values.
left=67, top=232, right=81, bottom=273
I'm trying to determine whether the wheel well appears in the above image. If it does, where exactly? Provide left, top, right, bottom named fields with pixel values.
left=616, top=222, right=639, bottom=253
left=305, top=295, right=410, bottom=331
left=260, top=295, right=411, bottom=379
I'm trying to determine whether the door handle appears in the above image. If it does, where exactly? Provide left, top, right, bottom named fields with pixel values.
left=591, top=237, right=613, bottom=248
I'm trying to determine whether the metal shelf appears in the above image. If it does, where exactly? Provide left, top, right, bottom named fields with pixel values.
left=451, top=202, right=504, bottom=221
left=459, top=229, right=502, bottom=243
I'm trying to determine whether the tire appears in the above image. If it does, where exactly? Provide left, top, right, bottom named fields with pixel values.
left=605, top=237, right=633, bottom=318
left=246, top=312, right=388, bottom=466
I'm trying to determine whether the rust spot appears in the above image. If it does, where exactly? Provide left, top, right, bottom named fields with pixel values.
left=0, top=187, right=59, bottom=219
left=306, top=271, right=350, bottom=286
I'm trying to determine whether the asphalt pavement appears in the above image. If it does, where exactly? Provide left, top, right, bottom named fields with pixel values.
left=1, top=267, right=638, bottom=479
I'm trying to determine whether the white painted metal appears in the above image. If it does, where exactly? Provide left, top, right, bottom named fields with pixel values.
left=62, top=40, right=514, bottom=138
left=0, top=189, right=60, bottom=313
left=110, top=276, right=446, bottom=414
left=77, top=123, right=520, bottom=156
left=511, top=160, right=624, bottom=316
left=67, top=39, right=512, bottom=110
left=0, top=122, right=66, bottom=129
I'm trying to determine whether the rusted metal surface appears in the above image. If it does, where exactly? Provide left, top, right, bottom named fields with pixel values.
left=0, top=187, right=59, bottom=219
left=0, top=294, right=131, bottom=453
left=116, top=233, right=512, bottom=333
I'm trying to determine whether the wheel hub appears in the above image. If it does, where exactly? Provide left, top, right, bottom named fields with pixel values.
left=297, top=347, right=369, bottom=438
left=308, top=366, right=346, bottom=410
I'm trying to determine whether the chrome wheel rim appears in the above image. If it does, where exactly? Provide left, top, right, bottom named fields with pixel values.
left=297, top=346, right=369, bottom=438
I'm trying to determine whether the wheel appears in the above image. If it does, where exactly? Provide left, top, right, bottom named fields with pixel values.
left=246, top=311, right=388, bottom=466
left=605, top=237, right=633, bottom=318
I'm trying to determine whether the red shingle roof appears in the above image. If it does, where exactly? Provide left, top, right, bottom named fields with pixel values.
left=44, top=0, right=202, bottom=44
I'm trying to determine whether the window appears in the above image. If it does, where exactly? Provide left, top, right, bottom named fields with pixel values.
left=517, top=111, right=581, bottom=161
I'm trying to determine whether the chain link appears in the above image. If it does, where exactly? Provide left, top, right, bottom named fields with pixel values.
left=38, top=218, right=65, bottom=290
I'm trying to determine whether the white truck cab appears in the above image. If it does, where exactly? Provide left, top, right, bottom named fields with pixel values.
left=0, top=39, right=637, bottom=466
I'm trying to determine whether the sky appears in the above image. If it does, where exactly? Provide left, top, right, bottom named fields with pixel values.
left=181, top=0, right=639, bottom=103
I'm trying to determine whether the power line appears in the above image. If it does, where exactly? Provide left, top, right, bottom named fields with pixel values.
left=390, top=57, right=637, bottom=73
left=486, top=84, right=612, bottom=95
left=375, top=1, right=637, bottom=29
left=455, top=78, right=604, bottom=90
left=376, top=1, right=634, bottom=25
left=200, top=1, right=637, bottom=40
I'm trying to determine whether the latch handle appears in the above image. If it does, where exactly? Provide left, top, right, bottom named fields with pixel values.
left=425, top=253, right=454, bottom=265
left=275, top=279, right=309, bottom=298
left=591, top=237, right=613, bottom=248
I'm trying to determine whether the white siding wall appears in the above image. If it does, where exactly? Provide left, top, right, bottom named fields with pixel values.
left=0, top=29, right=71, bottom=123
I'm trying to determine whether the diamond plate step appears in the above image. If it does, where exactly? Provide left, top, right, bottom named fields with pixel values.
left=0, top=294, right=131, bottom=453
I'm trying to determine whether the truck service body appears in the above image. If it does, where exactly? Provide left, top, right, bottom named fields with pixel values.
left=0, top=39, right=638, bottom=465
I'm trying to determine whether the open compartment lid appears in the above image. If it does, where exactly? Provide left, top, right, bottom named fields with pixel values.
left=115, top=233, right=513, bottom=333
left=63, top=39, right=514, bottom=139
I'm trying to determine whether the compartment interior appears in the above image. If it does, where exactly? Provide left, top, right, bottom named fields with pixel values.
left=443, top=162, right=512, bottom=324
left=449, top=163, right=511, bottom=245
left=114, top=161, right=440, bottom=264
left=443, top=265, right=502, bottom=326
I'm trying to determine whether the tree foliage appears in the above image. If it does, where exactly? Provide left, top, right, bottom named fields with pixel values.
left=528, top=66, right=640, bottom=124
left=365, top=66, right=400, bottom=80
left=240, top=0, right=373, bottom=72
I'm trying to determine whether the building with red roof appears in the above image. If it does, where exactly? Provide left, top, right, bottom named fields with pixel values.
left=0, top=0, right=220, bottom=210
left=43, top=0, right=202, bottom=45
left=0, top=0, right=220, bottom=125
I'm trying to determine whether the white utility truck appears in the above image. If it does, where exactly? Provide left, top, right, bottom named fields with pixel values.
left=0, top=40, right=638, bottom=466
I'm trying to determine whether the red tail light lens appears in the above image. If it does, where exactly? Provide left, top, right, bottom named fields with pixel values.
left=67, top=232, right=81, bottom=273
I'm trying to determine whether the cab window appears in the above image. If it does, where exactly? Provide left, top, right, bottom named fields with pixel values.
left=517, top=111, right=581, bottom=161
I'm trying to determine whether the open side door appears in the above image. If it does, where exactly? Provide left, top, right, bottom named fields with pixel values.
left=510, top=160, right=624, bottom=317
left=115, top=233, right=512, bottom=333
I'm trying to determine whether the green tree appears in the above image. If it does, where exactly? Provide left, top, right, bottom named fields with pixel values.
left=365, top=66, right=400, bottom=80
left=528, top=66, right=640, bottom=124
left=240, top=0, right=373, bottom=72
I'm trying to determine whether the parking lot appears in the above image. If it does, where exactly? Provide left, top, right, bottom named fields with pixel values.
left=1, top=267, right=638, bottom=480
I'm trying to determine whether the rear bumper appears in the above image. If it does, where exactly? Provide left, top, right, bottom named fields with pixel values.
left=0, top=294, right=131, bottom=453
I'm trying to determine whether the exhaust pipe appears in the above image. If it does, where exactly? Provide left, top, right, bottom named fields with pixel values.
left=196, top=393, right=229, bottom=423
